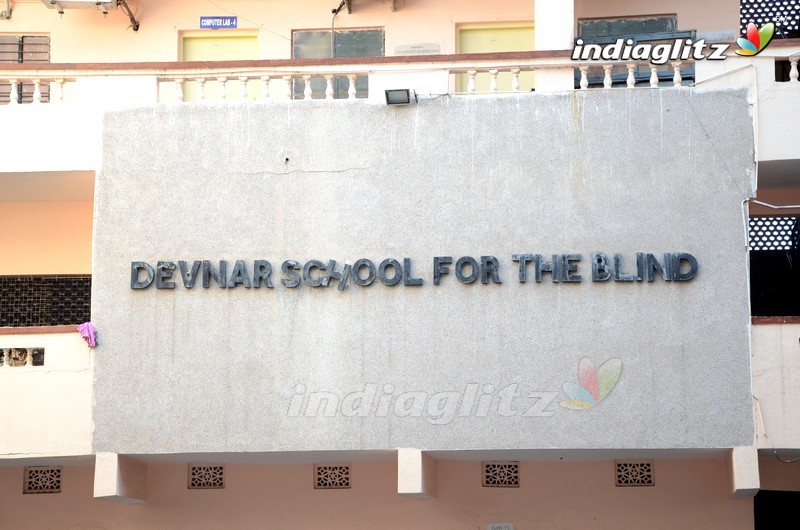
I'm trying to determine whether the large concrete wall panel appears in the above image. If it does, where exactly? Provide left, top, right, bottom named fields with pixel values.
left=93, top=89, right=755, bottom=454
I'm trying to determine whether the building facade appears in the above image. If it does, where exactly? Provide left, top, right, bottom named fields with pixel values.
left=1, top=1, right=799, bottom=528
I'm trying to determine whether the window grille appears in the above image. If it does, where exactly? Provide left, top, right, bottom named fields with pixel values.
left=749, top=216, right=799, bottom=251
left=0, top=35, right=51, bottom=104
left=0, top=275, right=91, bottom=327
left=741, top=0, right=800, bottom=38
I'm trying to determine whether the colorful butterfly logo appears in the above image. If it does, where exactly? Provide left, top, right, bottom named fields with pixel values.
left=735, top=22, right=775, bottom=56
left=560, top=357, right=623, bottom=410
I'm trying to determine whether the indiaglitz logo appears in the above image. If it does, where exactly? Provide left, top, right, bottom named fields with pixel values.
left=571, top=37, right=728, bottom=65
left=284, top=357, right=625, bottom=422
left=560, top=357, right=622, bottom=410
left=572, top=22, right=776, bottom=65
left=735, top=22, right=776, bottom=56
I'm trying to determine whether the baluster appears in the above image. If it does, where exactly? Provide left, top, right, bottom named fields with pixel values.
left=626, top=64, right=635, bottom=88
left=260, top=75, right=270, bottom=100
left=175, top=78, right=184, bottom=102
left=467, top=70, right=477, bottom=94
left=511, top=68, right=520, bottom=92
left=217, top=77, right=227, bottom=100
left=602, top=65, right=612, bottom=89
left=9, top=79, right=18, bottom=105
left=53, top=79, right=64, bottom=102
left=239, top=76, right=248, bottom=100
left=489, top=69, right=499, bottom=92
left=671, top=61, right=682, bottom=87
left=325, top=75, right=334, bottom=100
left=196, top=78, right=205, bottom=101
left=282, top=75, right=292, bottom=100
left=32, top=79, right=42, bottom=104
left=2, top=348, right=8, bottom=367
left=790, top=57, right=799, bottom=82
left=303, top=74, right=313, bottom=100
left=579, top=66, right=589, bottom=90
left=25, top=348, right=32, bottom=367
left=347, top=74, right=357, bottom=100
left=649, top=65, right=659, bottom=88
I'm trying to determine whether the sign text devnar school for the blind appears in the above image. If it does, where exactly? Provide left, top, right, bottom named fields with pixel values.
left=131, top=252, right=698, bottom=291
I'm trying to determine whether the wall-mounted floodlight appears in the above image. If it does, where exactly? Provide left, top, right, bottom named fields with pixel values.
left=385, top=89, right=416, bottom=105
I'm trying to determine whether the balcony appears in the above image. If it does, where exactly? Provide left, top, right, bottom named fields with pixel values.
left=0, top=50, right=702, bottom=176
left=0, top=327, right=93, bottom=458
left=0, top=44, right=797, bottom=177
left=0, top=275, right=92, bottom=459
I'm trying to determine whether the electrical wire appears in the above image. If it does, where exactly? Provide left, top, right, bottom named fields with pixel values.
left=117, top=0, right=139, bottom=31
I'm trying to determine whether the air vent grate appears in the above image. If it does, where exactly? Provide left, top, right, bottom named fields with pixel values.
left=188, top=465, right=225, bottom=489
left=24, top=466, right=61, bottom=494
left=615, top=461, right=654, bottom=487
left=482, top=462, right=520, bottom=488
left=314, top=464, right=351, bottom=489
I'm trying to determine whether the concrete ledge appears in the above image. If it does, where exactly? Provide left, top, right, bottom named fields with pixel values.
left=727, top=446, right=760, bottom=497
left=397, top=448, right=437, bottom=499
left=93, top=452, right=147, bottom=503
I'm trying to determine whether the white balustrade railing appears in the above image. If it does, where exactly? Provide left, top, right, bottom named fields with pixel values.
left=1, top=77, right=67, bottom=105
left=1, top=50, right=798, bottom=106
left=0, top=347, right=38, bottom=367
left=160, top=71, right=364, bottom=102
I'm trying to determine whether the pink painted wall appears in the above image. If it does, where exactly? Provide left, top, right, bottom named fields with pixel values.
left=0, top=202, right=93, bottom=275
left=759, top=456, right=800, bottom=491
left=750, top=187, right=800, bottom=215
left=3, top=0, right=736, bottom=65
left=4, top=0, right=533, bottom=63
left=0, top=459, right=753, bottom=528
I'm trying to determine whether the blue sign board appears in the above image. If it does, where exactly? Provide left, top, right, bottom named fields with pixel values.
left=200, top=16, right=238, bottom=29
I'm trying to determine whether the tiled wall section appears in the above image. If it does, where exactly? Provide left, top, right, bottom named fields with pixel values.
left=0, top=275, right=91, bottom=327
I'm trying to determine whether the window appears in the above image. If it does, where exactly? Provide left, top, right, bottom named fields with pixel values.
left=575, top=15, right=695, bottom=87
left=749, top=216, right=800, bottom=316
left=292, top=28, right=384, bottom=99
left=0, top=275, right=91, bottom=327
left=0, top=35, right=50, bottom=104
left=578, top=15, right=677, bottom=39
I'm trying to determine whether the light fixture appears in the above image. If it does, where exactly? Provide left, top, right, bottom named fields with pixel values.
left=385, top=89, right=416, bottom=105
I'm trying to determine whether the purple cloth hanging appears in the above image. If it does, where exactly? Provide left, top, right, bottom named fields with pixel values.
left=77, top=322, right=97, bottom=348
